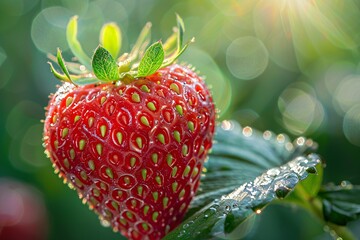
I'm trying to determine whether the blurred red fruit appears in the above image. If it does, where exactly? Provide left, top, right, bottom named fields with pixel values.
left=0, top=178, right=48, bottom=240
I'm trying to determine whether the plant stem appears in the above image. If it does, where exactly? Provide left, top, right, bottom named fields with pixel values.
left=294, top=185, right=356, bottom=240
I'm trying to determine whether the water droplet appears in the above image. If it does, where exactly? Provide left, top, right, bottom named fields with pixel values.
left=275, top=186, right=291, bottom=199
left=323, top=225, right=330, bottom=232
left=242, top=126, right=253, bottom=137
left=285, top=142, right=293, bottom=151
left=204, top=207, right=217, bottom=218
left=224, top=205, right=232, bottom=214
left=267, top=168, right=280, bottom=177
left=178, top=229, right=186, bottom=237
left=306, top=166, right=317, bottom=174
left=183, top=223, right=189, bottom=229
left=263, top=130, right=272, bottom=140
left=276, top=134, right=285, bottom=143
left=79, top=65, right=86, bottom=71
left=340, top=180, right=353, bottom=189
left=305, top=139, right=314, bottom=147
left=100, top=218, right=110, bottom=227
left=254, top=209, right=262, bottom=215
left=329, top=230, right=337, bottom=238
left=221, top=120, right=233, bottom=130
left=296, top=137, right=305, bottom=146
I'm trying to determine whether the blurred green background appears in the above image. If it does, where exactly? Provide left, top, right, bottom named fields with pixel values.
left=0, top=0, right=359, bottom=239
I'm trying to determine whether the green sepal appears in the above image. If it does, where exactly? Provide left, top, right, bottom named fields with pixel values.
left=161, top=37, right=195, bottom=68
left=137, top=41, right=164, bottom=77
left=161, top=15, right=193, bottom=68
left=48, top=62, right=71, bottom=82
left=65, top=62, right=88, bottom=74
left=92, top=46, right=120, bottom=81
left=176, top=14, right=185, bottom=52
left=100, top=22, right=122, bottom=59
left=48, top=61, right=98, bottom=85
left=56, top=48, right=72, bottom=82
left=48, top=53, right=87, bottom=75
left=163, top=31, right=177, bottom=57
left=66, top=16, right=92, bottom=70
left=72, top=77, right=99, bottom=86
left=127, top=22, right=152, bottom=62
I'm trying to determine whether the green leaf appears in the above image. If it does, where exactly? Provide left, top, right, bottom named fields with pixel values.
left=318, top=184, right=360, bottom=226
left=56, top=48, right=72, bottom=82
left=92, top=46, right=119, bottom=81
left=137, top=41, right=164, bottom=77
left=66, top=16, right=92, bottom=70
left=283, top=162, right=324, bottom=207
left=164, top=121, right=322, bottom=239
left=100, top=22, right=122, bottom=59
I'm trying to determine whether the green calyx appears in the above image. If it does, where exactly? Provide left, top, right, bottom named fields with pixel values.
left=48, top=14, right=194, bottom=85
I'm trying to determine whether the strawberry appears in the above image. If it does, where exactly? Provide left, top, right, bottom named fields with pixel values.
left=43, top=15, right=215, bottom=239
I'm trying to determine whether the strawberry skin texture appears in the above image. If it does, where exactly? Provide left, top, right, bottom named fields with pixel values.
left=43, top=64, right=215, bottom=240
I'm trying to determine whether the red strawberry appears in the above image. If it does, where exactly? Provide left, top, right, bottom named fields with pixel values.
left=43, top=16, right=215, bottom=239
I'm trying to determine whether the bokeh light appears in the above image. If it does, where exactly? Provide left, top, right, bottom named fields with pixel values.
left=226, top=36, right=269, bottom=80
left=333, top=75, right=360, bottom=115
left=278, top=82, right=325, bottom=135
left=180, top=47, right=232, bottom=117
left=5, top=101, right=43, bottom=139
left=45, top=0, right=89, bottom=15
left=32, top=0, right=130, bottom=56
left=0, top=47, right=6, bottom=67
left=324, top=61, right=356, bottom=95
left=254, top=0, right=360, bottom=73
left=5, top=101, right=45, bottom=173
left=31, top=7, right=73, bottom=54
left=0, top=62, right=13, bottom=90
left=19, top=124, right=48, bottom=168
left=343, top=104, right=360, bottom=147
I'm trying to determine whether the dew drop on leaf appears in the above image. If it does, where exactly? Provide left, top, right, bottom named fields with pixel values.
left=224, top=205, right=232, bottom=214
left=203, top=207, right=217, bottom=219
left=340, top=180, right=353, bottom=189
left=275, top=186, right=290, bottom=199
left=255, top=209, right=262, bottom=215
